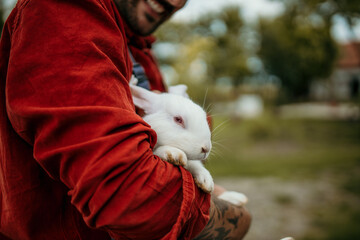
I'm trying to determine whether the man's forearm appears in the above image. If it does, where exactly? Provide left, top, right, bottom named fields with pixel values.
left=193, top=196, right=251, bottom=240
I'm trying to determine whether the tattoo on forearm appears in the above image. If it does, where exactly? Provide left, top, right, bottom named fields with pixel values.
left=193, top=197, right=249, bottom=240
left=214, top=228, right=231, bottom=240
left=227, top=217, right=239, bottom=229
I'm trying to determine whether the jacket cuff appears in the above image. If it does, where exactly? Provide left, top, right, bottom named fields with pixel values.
left=163, top=167, right=211, bottom=240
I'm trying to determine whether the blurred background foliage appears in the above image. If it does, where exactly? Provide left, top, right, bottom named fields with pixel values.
left=258, top=7, right=338, bottom=101
left=264, top=0, right=360, bottom=100
left=154, top=0, right=360, bottom=104
left=0, top=0, right=4, bottom=34
left=1, top=0, right=360, bottom=239
left=156, top=1, right=360, bottom=239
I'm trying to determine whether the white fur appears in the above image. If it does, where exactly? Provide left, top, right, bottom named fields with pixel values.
left=130, top=83, right=214, bottom=193
left=130, top=84, right=214, bottom=192
left=168, top=84, right=189, bottom=98
left=130, top=82, right=247, bottom=202
left=185, top=160, right=214, bottom=193
left=218, top=191, right=248, bottom=206
left=130, top=81, right=249, bottom=202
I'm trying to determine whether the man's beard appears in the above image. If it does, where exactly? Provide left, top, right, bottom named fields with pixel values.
left=114, top=0, right=162, bottom=36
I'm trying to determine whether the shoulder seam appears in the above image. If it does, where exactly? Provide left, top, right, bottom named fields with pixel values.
left=95, top=0, right=107, bottom=11
left=12, top=0, right=31, bottom=33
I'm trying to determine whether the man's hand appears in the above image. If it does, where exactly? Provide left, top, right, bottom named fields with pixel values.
left=193, top=185, right=251, bottom=240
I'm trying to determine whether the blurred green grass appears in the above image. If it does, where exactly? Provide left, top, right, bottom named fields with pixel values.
left=207, top=114, right=360, bottom=240
left=208, top=115, right=360, bottom=179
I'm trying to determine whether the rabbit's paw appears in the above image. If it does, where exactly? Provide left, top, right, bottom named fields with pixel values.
left=154, top=146, right=188, bottom=167
left=193, top=168, right=214, bottom=193
left=218, top=191, right=248, bottom=206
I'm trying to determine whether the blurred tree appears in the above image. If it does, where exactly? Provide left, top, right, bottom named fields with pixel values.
left=0, top=0, right=5, bottom=35
left=258, top=5, right=338, bottom=101
left=199, top=6, right=250, bottom=87
left=308, top=0, right=360, bottom=41
left=271, top=0, right=360, bottom=40
left=156, top=6, right=250, bottom=90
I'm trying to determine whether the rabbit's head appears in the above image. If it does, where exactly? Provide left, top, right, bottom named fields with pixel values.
left=130, top=85, right=212, bottom=161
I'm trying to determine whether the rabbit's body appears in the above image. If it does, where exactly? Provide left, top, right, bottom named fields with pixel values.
left=130, top=83, right=214, bottom=193
left=130, top=80, right=249, bottom=206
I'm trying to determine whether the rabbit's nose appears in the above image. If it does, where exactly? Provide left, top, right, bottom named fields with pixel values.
left=201, top=147, right=209, bottom=154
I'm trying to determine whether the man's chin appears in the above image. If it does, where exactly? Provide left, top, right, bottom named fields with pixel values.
left=133, top=22, right=161, bottom=36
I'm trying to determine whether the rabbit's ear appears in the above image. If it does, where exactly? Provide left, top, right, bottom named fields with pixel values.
left=168, top=84, right=189, bottom=98
left=130, top=84, right=159, bottom=114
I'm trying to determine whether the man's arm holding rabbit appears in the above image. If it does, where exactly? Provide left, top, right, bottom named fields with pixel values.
left=194, top=186, right=251, bottom=240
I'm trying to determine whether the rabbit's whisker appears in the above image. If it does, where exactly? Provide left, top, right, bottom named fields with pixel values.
left=212, top=141, right=231, bottom=152
left=205, top=103, right=214, bottom=114
left=209, top=148, right=222, bottom=160
left=209, top=113, right=227, bottom=118
left=211, top=119, right=229, bottom=135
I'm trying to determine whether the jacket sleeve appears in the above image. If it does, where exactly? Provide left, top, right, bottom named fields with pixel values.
left=5, top=0, right=210, bottom=239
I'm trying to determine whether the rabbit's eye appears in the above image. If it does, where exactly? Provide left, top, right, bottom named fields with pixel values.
left=174, top=116, right=185, bottom=128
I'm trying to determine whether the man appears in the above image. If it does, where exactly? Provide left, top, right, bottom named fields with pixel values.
left=0, top=0, right=251, bottom=239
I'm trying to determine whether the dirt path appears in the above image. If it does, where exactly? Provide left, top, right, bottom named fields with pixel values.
left=214, top=175, right=358, bottom=240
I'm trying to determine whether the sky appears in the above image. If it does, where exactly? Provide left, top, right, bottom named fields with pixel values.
left=172, top=0, right=285, bottom=23
left=4, top=0, right=360, bottom=43
left=172, top=0, right=360, bottom=43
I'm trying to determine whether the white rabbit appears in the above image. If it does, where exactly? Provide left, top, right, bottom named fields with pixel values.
left=130, top=83, right=214, bottom=193
left=129, top=80, right=249, bottom=206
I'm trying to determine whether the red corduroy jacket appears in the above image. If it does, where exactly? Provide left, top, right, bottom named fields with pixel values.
left=0, top=0, right=210, bottom=239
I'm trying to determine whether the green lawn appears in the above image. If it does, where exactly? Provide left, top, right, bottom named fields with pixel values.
left=207, top=114, right=360, bottom=239
left=208, top=116, right=360, bottom=179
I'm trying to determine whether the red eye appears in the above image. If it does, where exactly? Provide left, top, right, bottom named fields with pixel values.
left=174, top=116, right=185, bottom=128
